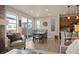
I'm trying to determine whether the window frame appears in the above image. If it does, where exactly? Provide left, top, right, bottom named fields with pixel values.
left=6, top=13, right=17, bottom=31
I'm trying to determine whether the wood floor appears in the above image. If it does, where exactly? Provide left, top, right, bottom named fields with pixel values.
left=26, top=38, right=60, bottom=53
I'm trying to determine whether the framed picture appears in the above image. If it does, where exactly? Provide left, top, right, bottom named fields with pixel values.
left=43, top=21, right=48, bottom=27
left=51, top=18, right=56, bottom=31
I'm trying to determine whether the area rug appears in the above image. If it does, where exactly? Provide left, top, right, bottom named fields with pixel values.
left=6, top=48, right=57, bottom=54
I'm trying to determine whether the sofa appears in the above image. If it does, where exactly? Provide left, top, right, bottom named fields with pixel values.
left=7, top=33, right=25, bottom=50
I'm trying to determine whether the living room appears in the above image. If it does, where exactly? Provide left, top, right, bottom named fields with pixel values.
left=0, top=5, right=79, bottom=54
left=0, top=5, right=60, bottom=54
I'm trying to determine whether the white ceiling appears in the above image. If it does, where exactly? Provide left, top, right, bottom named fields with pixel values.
left=10, top=5, right=77, bottom=18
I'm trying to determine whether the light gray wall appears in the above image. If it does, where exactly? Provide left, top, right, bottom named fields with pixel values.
left=34, top=16, right=59, bottom=39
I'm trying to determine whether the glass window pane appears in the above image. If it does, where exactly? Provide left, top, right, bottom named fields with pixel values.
left=9, top=20, right=16, bottom=23
left=28, top=19, right=32, bottom=22
left=36, top=20, right=41, bottom=29
left=37, top=20, right=40, bottom=25
left=22, top=23, right=28, bottom=28
left=22, top=18, right=28, bottom=23
left=22, top=17, right=28, bottom=29
left=6, top=13, right=17, bottom=31
left=6, top=24, right=16, bottom=30
left=7, top=19, right=16, bottom=23
left=28, top=23, right=32, bottom=29
left=6, top=14, right=17, bottom=20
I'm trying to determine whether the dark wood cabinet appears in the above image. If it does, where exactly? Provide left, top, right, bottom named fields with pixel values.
left=60, top=16, right=79, bottom=31
left=60, top=15, right=79, bottom=46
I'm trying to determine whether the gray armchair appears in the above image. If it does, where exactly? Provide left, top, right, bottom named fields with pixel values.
left=7, top=33, right=25, bottom=50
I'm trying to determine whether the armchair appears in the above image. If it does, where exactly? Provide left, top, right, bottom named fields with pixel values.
left=7, top=33, right=25, bottom=50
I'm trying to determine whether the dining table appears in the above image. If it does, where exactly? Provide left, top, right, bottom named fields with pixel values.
left=33, top=31, right=47, bottom=43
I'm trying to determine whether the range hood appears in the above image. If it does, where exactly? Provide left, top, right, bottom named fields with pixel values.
left=0, top=19, right=8, bottom=25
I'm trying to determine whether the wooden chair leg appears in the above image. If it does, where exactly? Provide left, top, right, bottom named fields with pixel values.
left=33, top=38, right=35, bottom=43
left=24, top=47, right=26, bottom=50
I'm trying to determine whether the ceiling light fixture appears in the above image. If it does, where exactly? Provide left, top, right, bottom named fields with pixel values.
left=67, top=6, right=71, bottom=19
left=76, top=5, right=79, bottom=19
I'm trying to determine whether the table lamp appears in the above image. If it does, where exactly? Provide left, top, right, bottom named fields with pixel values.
left=74, top=25, right=79, bottom=36
left=75, top=25, right=79, bottom=31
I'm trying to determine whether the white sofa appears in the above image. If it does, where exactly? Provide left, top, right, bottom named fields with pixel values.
left=66, top=39, right=79, bottom=54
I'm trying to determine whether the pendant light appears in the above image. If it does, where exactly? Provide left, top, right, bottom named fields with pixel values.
left=76, top=5, right=79, bottom=19
left=67, top=6, right=71, bottom=19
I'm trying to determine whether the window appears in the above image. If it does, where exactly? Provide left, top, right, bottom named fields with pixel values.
left=36, top=20, right=41, bottom=29
left=28, top=19, right=32, bottom=30
left=21, top=17, right=32, bottom=38
left=6, top=13, right=17, bottom=31
left=21, top=17, right=28, bottom=28
left=21, top=17, right=32, bottom=30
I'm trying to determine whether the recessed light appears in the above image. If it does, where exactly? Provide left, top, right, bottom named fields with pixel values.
left=45, top=9, right=49, bottom=11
